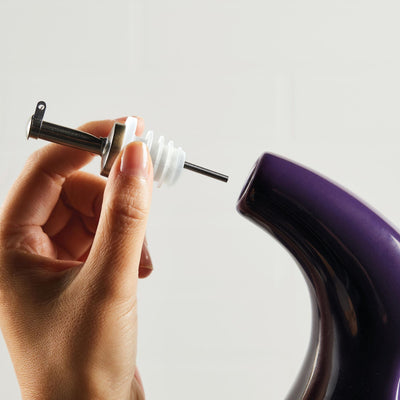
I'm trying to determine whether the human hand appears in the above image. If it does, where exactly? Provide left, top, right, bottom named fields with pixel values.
left=0, top=118, right=153, bottom=400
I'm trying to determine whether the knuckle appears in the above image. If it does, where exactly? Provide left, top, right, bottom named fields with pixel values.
left=107, top=192, right=149, bottom=231
left=25, top=149, right=41, bottom=168
left=25, top=148, right=65, bottom=184
left=25, top=146, right=49, bottom=168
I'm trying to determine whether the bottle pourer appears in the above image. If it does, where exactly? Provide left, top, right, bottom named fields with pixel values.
left=26, top=101, right=229, bottom=186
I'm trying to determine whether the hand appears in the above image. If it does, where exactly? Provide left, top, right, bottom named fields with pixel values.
left=0, top=118, right=153, bottom=400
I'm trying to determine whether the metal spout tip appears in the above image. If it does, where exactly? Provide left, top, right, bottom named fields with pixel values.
left=183, top=161, right=229, bottom=182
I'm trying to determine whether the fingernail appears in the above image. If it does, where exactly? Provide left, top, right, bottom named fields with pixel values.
left=134, top=367, right=144, bottom=391
left=140, top=241, right=153, bottom=270
left=120, top=142, right=149, bottom=177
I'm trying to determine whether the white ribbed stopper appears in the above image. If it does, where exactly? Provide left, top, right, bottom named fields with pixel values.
left=123, top=117, right=186, bottom=187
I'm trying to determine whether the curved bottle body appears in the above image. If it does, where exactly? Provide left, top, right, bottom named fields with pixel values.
left=237, top=153, right=400, bottom=399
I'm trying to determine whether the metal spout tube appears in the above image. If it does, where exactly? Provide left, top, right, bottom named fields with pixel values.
left=28, top=120, right=104, bottom=155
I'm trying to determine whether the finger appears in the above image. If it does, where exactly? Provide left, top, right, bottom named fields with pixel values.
left=43, top=171, right=106, bottom=237
left=47, top=172, right=107, bottom=260
left=1, top=120, right=115, bottom=228
left=83, top=141, right=153, bottom=297
left=41, top=197, right=73, bottom=237
left=52, top=214, right=93, bottom=260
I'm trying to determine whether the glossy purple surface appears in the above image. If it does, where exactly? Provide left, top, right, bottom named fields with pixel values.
left=237, top=153, right=400, bottom=399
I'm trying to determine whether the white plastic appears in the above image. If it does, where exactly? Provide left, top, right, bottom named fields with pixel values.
left=123, top=117, right=186, bottom=187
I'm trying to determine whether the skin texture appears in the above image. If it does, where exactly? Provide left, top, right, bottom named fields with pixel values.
left=0, top=118, right=153, bottom=400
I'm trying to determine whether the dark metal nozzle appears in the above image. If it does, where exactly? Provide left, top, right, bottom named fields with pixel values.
left=183, top=161, right=229, bottom=182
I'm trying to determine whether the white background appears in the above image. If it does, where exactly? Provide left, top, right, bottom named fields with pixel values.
left=1, top=0, right=400, bottom=398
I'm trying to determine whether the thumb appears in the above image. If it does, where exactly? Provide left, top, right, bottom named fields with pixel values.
left=83, top=141, right=153, bottom=296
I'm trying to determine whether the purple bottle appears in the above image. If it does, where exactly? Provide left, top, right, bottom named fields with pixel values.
left=237, top=153, right=400, bottom=399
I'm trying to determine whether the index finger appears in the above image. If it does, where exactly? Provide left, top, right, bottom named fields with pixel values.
left=1, top=119, right=116, bottom=228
